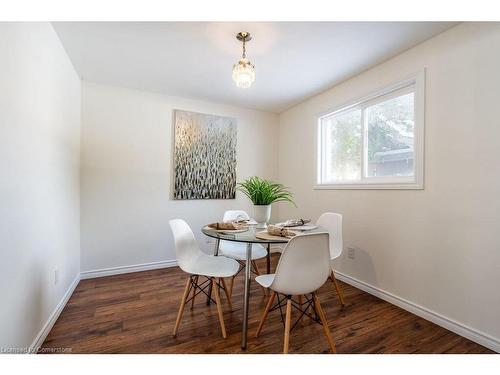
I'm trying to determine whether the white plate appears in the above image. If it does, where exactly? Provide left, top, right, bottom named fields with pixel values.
left=277, top=224, right=318, bottom=231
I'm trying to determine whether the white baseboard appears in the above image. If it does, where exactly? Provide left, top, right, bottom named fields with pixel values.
left=335, top=271, right=500, bottom=353
left=80, top=259, right=178, bottom=280
left=29, top=274, right=80, bottom=352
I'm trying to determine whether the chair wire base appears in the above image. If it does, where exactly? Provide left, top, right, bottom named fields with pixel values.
left=185, top=275, right=228, bottom=307
left=271, top=293, right=322, bottom=333
left=235, top=260, right=260, bottom=277
left=206, top=260, right=261, bottom=306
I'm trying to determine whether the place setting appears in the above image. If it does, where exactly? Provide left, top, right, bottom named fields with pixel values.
left=203, top=216, right=322, bottom=239
left=254, top=219, right=320, bottom=241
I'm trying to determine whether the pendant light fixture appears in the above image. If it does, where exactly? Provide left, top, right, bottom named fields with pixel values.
left=232, top=32, right=255, bottom=88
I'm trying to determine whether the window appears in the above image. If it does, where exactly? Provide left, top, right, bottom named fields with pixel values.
left=317, top=73, right=424, bottom=189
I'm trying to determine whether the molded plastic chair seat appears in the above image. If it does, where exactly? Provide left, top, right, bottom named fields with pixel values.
left=219, top=210, right=271, bottom=298
left=219, top=241, right=267, bottom=261
left=219, top=210, right=267, bottom=261
left=255, top=273, right=275, bottom=288
left=169, top=218, right=239, bottom=339
left=254, top=232, right=337, bottom=354
left=186, top=255, right=240, bottom=278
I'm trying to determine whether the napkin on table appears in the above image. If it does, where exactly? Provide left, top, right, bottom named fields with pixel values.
left=267, top=224, right=297, bottom=238
left=282, top=219, right=311, bottom=227
left=208, top=222, right=245, bottom=230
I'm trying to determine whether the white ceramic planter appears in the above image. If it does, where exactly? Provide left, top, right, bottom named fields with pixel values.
left=254, top=204, right=271, bottom=229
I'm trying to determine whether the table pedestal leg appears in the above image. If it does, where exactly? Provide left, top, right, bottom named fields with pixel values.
left=266, top=243, right=271, bottom=274
left=241, top=242, right=252, bottom=349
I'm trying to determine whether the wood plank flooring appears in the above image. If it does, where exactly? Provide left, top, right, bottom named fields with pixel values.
left=41, top=255, right=493, bottom=354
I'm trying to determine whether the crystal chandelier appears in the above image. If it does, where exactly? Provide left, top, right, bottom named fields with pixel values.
left=232, top=32, right=255, bottom=88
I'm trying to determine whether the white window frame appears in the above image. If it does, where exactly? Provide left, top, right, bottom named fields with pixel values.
left=315, top=70, right=425, bottom=190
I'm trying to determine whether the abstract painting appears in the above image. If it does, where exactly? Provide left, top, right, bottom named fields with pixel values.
left=173, top=110, right=237, bottom=200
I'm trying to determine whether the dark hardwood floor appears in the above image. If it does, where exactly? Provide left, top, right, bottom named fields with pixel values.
left=41, top=255, right=493, bottom=354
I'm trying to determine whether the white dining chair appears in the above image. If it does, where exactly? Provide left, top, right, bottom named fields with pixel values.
left=316, top=213, right=345, bottom=306
left=169, top=219, right=239, bottom=338
left=219, top=210, right=269, bottom=295
left=254, top=232, right=336, bottom=354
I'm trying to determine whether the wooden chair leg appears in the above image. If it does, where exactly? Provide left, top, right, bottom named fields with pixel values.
left=252, top=260, right=266, bottom=295
left=228, top=264, right=243, bottom=299
left=313, top=293, right=337, bottom=353
left=252, top=260, right=261, bottom=275
left=255, top=291, right=276, bottom=337
left=206, top=277, right=213, bottom=306
left=212, top=278, right=227, bottom=338
left=173, top=276, right=192, bottom=337
left=229, top=275, right=236, bottom=299
left=219, top=278, right=233, bottom=311
left=331, top=271, right=345, bottom=306
left=190, top=275, right=198, bottom=310
left=283, top=297, right=292, bottom=354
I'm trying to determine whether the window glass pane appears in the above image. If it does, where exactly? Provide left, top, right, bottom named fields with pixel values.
left=322, top=109, right=362, bottom=182
left=366, top=92, right=414, bottom=178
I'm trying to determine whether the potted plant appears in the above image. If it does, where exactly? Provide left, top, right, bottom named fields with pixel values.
left=237, top=176, right=296, bottom=228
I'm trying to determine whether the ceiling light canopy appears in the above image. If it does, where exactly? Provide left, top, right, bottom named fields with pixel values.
left=232, top=32, right=255, bottom=89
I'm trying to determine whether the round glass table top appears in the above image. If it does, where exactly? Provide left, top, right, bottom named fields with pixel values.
left=201, top=224, right=327, bottom=244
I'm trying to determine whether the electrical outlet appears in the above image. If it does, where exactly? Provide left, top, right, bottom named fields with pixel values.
left=54, top=269, right=59, bottom=285
left=347, top=247, right=355, bottom=259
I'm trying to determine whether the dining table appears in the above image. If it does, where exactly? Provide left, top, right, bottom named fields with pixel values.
left=201, top=223, right=326, bottom=350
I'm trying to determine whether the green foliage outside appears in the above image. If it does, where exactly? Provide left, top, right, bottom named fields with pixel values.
left=327, top=92, right=414, bottom=178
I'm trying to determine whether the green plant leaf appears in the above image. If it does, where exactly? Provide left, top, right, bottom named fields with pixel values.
left=236, top=176, right=296, bottom=206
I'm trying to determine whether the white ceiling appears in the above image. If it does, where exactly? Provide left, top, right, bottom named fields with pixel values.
left=53, top=22, right=457, bottom=113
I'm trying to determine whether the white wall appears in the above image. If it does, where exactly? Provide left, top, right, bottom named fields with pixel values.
left=81, top=82, right=279, bottom=272
left=278, top=23, right=500, bottom=348
left=0, top=23, right=81, bottom=348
